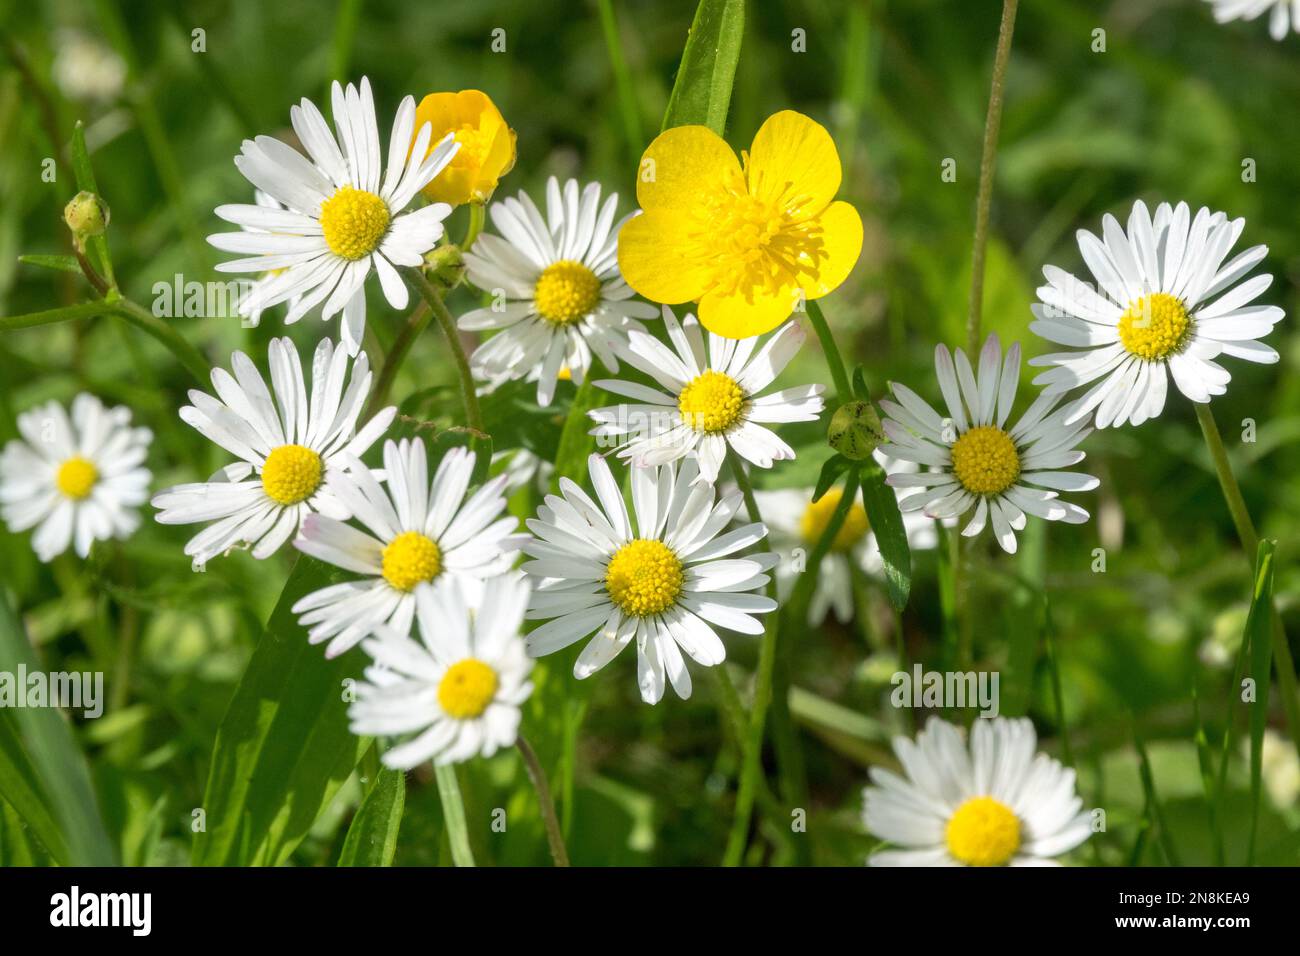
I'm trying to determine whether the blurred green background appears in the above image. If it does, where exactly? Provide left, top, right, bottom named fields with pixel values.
left=0, top=0, right=1297, bottom=866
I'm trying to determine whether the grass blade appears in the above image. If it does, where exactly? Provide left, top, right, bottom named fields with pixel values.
left=337, top=767, right=405, bottom=867
left=0, top=587, right=114, bottom=865
left=193, top=557, right=370, bottom=866
left=1245, top=538, right=1276, bottom=865
left=660, top=0, right=745, bottom=135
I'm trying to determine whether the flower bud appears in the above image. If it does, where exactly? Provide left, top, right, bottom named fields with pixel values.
left=413, top=90, right=516, bottom=206
left=827, top=400, right=884, bottom=461
left=64, top=190, right=110, bottom=247
left=423, top=243, right=466, bottom=291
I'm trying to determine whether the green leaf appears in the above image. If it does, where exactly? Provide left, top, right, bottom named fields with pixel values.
left=69, top=121, right=116, bottom=288
left=337, top=767, right=406, bottom=867
left=661, top=0, right=745, bottom=135
left=850, top=365, right=871, bottom=402
left=18, top=254, right=82, bottom=275
left=192, top=557, right=370, bottom=866
left=858, top=461, right=911, bottom=611
left=1245, top=538, right=1276, bottom=866
left=811, top=453, right=848, bottom=503
left=0, top=587, right=114, bottom=865
left=0, top=300, right=115, bottom=331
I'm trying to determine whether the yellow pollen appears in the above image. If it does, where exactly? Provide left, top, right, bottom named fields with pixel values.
left=945, top=796, right=1021, bottom=867
left=449, top=124, right=491, bottom=169
left=950, top=426, right=1020, bottom=496
left=678, top=370, right=747, bottom=434
left=688, top=170, right=822, bottom=301
left=437, top=658, right=499, bottom=719
left=605, top=539, right=684, bottom=617
left=799, top=489, right=870, bottom=552
left=318, top=185, right=390, bottom=260
left=716, top=191, right=786, bottom=263
left=533, top=259, right=601, bottom=325
left=260, top=444, right=323, bottom=505
left=381, top=531, right=443, bottom=592
left=55, top=456, right=98, bottom=500
left=1118, top=292, right=1192, bottom=361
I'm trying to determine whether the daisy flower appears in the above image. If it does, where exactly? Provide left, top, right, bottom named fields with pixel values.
left=460, top=177, right=659, bottom=405
left=292, top=441, right=520, bottom=658
left=617, top=110, right=863, bottom=338
left=1, top=394, right=151, bottom=561
left=1030, top=200, right=1283, bottom=428
left=863, top=716, right=1092, bottom=867
left=521, top=454, right=777, bottom=704
left=588, top=306, right=824, bottom=484
left=878, top=335, right=1097, bottom=554
left=755, top=452, right=938, bottom=625
left=208, top=76, right=460, bottom=354
left=152, top=337, right=394, bottom=568
left=1206, top=0, right=1300, bottom=39
left=349, top=574, right=534, bottom=769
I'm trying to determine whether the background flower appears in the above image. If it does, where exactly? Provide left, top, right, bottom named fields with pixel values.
left=1, top=394, right=151, bottom=561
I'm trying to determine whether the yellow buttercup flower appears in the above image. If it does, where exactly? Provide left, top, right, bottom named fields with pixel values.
left=413, top=89, right=516, bottom=205
left=617, top=110, right=863, bottom=339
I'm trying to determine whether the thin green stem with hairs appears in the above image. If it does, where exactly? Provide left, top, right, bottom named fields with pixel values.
left=1195, top=403, right=1300, bottom=762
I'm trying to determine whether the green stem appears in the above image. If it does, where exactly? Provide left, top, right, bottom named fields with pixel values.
left=596, top=0, right=645, bottom=164
left=366, top=301, right=431, bottom=418
left=805, top=300, right=851, bottom=403
left=790, top=470, right=860, bottom=617
left=406, top=269, right=486, bottom=434
left=966, top=0, right=1019, bottom=356
left=433, top=763, right=476, bottom=867
left=516, top=735, right=570, bottom=867
left=720, top=456, right=780, bottom=866
left=1195, top=402, right=1300, bottom=763
left=462, top=203, right=486, bottom=252
left=714, top=666, right=792, bottom=864
left=111, top=296, right=211, bottom=385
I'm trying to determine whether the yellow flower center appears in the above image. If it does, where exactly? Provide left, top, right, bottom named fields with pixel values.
left=1117, top=292, right=1192, bottom=361
left=678, top=370, right=747, bottom=433
left=945, top=796, right=1021, bottom=867
left=799, top=488, right=869, bottom=552
left=381, top=531, right=443, bottom=592
left=950, top=426, right=1021, bottom=496
left=717, top=192, right=787, bottom=262
left=449, top=123, right=492, bottom=171
left=689, top=168, right=824, bottom=301
left=605, top=539, right=684, bottom=617
left=260, top=444, right=323, bottom=505
left=318, top=185, right=390, bottom=260
left=533, top=259, right=602, bottom=325
left=56, top=456, right=98, bottom=500
left=437, top=658, right=499, bottom=719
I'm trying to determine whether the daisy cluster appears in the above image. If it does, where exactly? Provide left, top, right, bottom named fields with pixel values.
left=2, top=34, right=1286, bottom=867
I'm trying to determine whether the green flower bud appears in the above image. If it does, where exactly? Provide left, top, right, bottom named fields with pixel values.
left=423, top=243, right=465, bottom=291
left=64, top=191, right=110, bottom=247
left=827, top=400, right=884, bottom=461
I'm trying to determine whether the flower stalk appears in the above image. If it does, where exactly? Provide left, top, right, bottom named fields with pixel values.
left=967, top=0, right=1019, bottom=355
left=1195, top=403, right=1300, bottom=760
left=516, top=735, right=570, bottom=867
